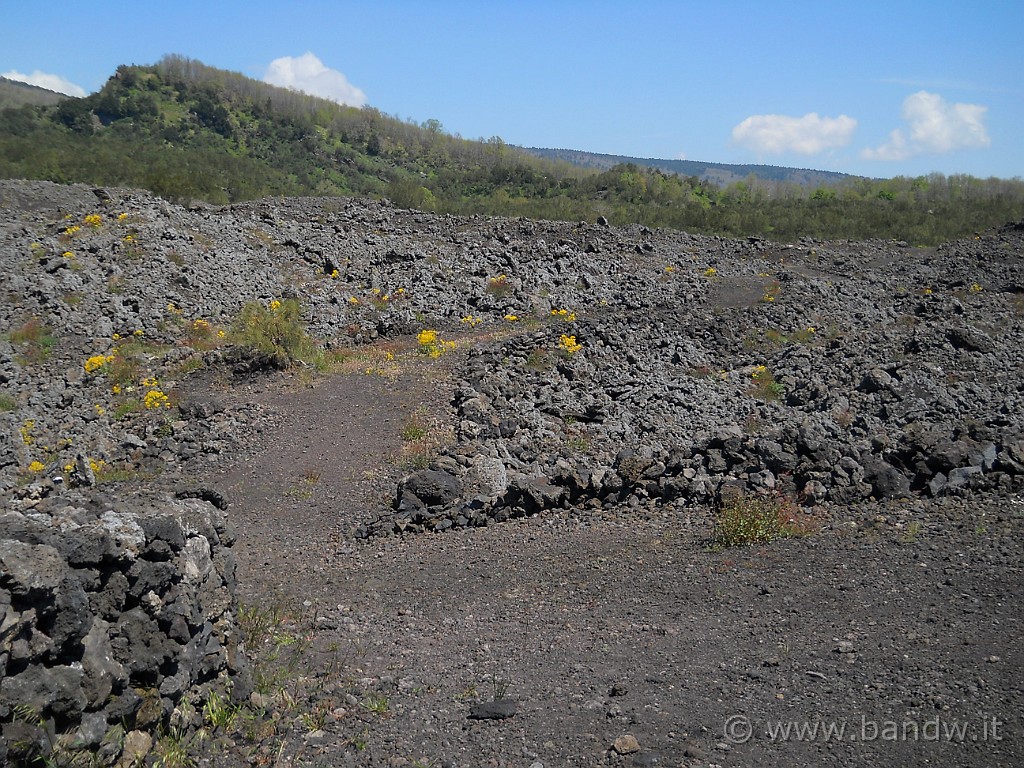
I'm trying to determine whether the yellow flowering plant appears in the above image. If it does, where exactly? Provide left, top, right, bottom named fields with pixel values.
left=417, top=329, right=455, bottom=359
left=557, top=334, right=583, bottom=355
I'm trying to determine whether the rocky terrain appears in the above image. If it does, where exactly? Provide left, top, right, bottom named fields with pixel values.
left=1, top=179, right=1022, bottom=766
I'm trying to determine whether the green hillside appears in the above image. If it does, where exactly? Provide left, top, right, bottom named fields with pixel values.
left=1, top=55, right=1022, bottom=244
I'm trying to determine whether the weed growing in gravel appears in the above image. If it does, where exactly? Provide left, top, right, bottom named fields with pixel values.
left=8, top=317, right=56, bottom=364
left=8, top=703, right=78, bottom=766
left=747, top=365, right=784, bottom=401
left=360, top=694, right=390, bottom=716
left=203, top=689, right=242, bottom=732
left=899, top=520, right=923, bottom=543
left=486, top=274, right=511, bottom=297
left=416, top=329, right=455, bottom=358
left=19, top=420, right=35, bottom=446
left=151, top=726, right=198, bottom=768
left=285, top=471, right=320, bottom=500
left=557, top=334, right=582, bottom=356
left=714, top=489, right=817, bottom=547
left=401, top=410, right=431, bottom=441
left=398, top=410, right=454, bottom=470
left=526, top=347, right=555, bottom=371
left=0, top=393, right=16, bottom=412
left=184, top=318, right=226, bottom=350
left=746, top=327, right=816, bottom=350
left=834, top=407, right=856, bottom=429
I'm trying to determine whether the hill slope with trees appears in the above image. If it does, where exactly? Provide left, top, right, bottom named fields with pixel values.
left=1, top=55, right=1022, bottom=244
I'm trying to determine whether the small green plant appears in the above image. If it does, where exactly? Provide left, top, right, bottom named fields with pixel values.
left=714, top=489, right=817, bottom=547
left=526, top=347, right=554, bottom=371
left=0, top=393, right=17, bottom=412
left=360, top=694, right=390, bottom=716
left=152, top=726, right=198, bottom=768
left=401, top=410, right=430, bottom=441
left=8, top=317, right=56, bottom=364
left=491, top=677, right=511, bottom=700
left=202, top=688, right=241, bottom=731
left=747, top=365, right=784, bottom=401
left=485, top=273, right=511, bottom=297
left=899, top=520, right=923, bottom=543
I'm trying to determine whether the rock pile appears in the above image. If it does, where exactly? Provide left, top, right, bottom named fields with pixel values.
left=0, top=488, right=248, bottom=765
left=1, top=179, right=1022, bottom=758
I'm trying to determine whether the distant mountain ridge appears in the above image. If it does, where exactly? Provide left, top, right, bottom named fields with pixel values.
left=523, top=147, right=854, bottom=187
left=0, top=76, right=68, bottom=108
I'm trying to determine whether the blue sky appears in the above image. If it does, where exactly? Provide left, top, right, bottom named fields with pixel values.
left=3, top=1, right=1021, bottom=179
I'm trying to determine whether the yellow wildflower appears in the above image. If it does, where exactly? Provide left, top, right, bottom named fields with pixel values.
left=144, top=389, right=170, bottom=409
left=28, top=460, right=45, bottom=473
left=269, top=300, right=282, bottom=311
left=558, top=334, right=582, bottom=355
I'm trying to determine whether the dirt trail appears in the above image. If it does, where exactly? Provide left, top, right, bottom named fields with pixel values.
left=186, top=361, right=1023, bottom=768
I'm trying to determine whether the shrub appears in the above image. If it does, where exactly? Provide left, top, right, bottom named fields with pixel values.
left=9, top=318, right=56, bottom=364
left=231, top=298, right=319, bottom=368
left=416, top=328, right=455, bottom=359
left=747, top=365, right=784, bottom=401
left=557, top=334, right=582, bottom=356
left=714, top=489, right=817, bottom=547
left=486, top=274, right=511, bottom=297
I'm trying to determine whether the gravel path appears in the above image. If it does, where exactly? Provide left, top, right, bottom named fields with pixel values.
left=192, top=363, right=1023, bottom=768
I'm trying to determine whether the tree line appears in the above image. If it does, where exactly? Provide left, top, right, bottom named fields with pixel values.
left=0, top=55, right=1021, bottom=244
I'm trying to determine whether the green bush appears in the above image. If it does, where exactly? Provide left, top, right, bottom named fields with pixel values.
left=230, top=299, right=319, bottom=368
left=714, top=489, right=817, bottom=547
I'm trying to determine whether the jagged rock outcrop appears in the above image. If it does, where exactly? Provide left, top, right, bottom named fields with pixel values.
left=0, top=489, right=247, bottom=765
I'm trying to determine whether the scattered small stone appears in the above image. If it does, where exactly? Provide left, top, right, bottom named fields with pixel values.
left=468, top=699, right=517, bottom=720
left=612, top=734, right=641, bottom=754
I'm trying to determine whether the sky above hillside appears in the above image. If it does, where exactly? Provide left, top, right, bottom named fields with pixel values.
left=3, top=1, right=1020, bottom=179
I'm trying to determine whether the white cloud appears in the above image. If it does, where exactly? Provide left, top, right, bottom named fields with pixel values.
left=675, top=150, right=687, bottom=160
left=1, top=69, right=86, bottom=97
left=263, top=52, right=366, bottom=107
left=732, top=112, right=857, bottom=155
left=862, top=91, right=990, bottom=161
